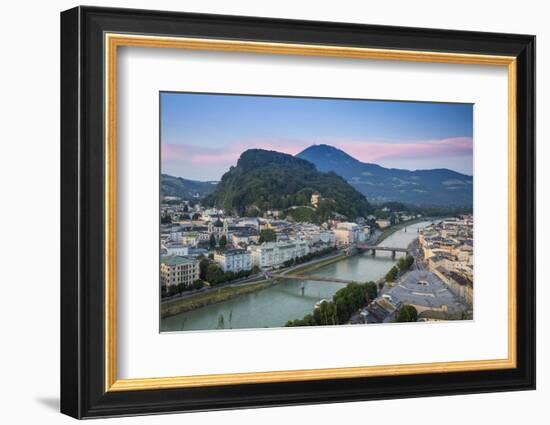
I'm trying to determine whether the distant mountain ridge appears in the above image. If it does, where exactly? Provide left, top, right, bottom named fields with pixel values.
left=296, top=144, right=473, bottom=207
left=203, top=149, right=371, bottom=221
left=161, top=174, right=217, bottom=199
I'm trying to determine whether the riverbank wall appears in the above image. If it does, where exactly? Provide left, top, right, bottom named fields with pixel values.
left=161, top=280, right=275, bottom=318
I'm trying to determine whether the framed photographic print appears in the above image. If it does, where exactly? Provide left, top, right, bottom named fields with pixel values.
left=60, top=6, right=536, bottom=419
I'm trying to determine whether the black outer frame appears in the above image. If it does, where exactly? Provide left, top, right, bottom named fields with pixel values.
left=60, top=6, right=535, bottom=419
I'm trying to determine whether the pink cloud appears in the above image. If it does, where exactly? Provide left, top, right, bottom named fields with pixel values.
left=336, top=137, right=473, bottom=163
left=162, top=137, right=472, bottom=168
left=162, top=139, right=311, bottom=166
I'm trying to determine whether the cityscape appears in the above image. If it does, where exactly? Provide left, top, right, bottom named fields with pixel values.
left=159, top=93, right=474, bottom=332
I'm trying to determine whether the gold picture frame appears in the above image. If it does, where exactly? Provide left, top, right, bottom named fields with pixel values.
left=104, top=33, right=517, bottom=392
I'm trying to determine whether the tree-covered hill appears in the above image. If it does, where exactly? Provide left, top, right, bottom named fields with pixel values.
left=161, top=174, right=217, bottom=200
left=203, top=149, right=371, bottom=221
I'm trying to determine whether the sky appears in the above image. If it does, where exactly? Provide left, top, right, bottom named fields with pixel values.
left=161, top=92, right=473, bottom=181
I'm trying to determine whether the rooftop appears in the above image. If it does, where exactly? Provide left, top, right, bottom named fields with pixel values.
left=161, top=256, right=197, bottom=266
left=216, top=249, right=249, bottom=256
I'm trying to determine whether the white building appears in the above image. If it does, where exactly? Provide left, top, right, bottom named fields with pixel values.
left=214, top=249, right=252, bottom=273
left=180, top=232, right=199, bottom=246
left=238, top=217, right=261, bottom=230
left=311, top=192, right=321, bottom=207
left=160, top=256, right=200, bottom=288
left=162, top=242, right=190, bottom=257
left=362, top=225, right=371, bottom=240
left=248, top=240, right=310, bottom=268
left=334, top=222, right=362, bottom=246
left=319, top=230, right=336, bottom=245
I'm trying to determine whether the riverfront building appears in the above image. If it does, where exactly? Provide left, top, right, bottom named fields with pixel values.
left=214, top=249, right=252, bottom=273
left=160, top=256, right=200, bottom=288
left=334, top=222, right=364, bottom=246
left=248, top=240, right=309, bottom=269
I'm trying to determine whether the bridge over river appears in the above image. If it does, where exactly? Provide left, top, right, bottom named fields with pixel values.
left=355, top=244, right=409, bottom=258
left=271, top=245, right=411, bottom=284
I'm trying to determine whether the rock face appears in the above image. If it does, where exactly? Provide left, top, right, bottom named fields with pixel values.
left=297, top=144, right=473, bottom=207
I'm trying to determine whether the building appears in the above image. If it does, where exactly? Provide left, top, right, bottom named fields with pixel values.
left=319, top=230, right=336, bottom=245
left=376, top=219, right=391, bottom=229
left=160, top=256, right=200, bottom=288
left=214, top=249, right=252, bottom=273
left=361, top=225, right=371, bottom=240
left=162, top=242, right=190, bottom=257
left=231, top=227, right=260, bottom=246
left=180, top=232, right=201, bottom=246
left=334, top=222, right=362, bottom=246
left=364, top=297, right=402, bottom=324
left=208, top=217, right=229, bottom=237
left=311, top=192, right=321, bottom=207
left=433, top=266, right=473, bottom=305
left=248, top=240, right=309, bottom=268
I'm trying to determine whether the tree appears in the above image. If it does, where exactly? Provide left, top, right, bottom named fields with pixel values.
left=191, top=212, right=201, bottom=220
left=209, top=233, right=217, bottom=249
left=385, top=265, right=399, bottom=283
left=396, top=305, right=418, bottom=322
left=192, top=279, right=204, bottom=290
left=199, top=258, right=210, bottom=280
left=160, top=212, right=172, bottom=224
left=364, top=281, right=378, bottom=302
left=258, top=228, right=276, bottom=243
left=313, top=300, right=338, bottom=326
left=205, top=264, right=224, bottom=284
left=397, top=255, right=414, bottom=271
left=219, top=234, right=227, bottom=250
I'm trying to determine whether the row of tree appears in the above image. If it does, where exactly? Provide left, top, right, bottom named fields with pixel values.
left=282, top=246, right=338, bottom=268
left=198, top=256, right=261, bottom=286
left=385, top=255, right=414, bottom=283
left=286, top=281, right=378, bottom=327
left=161, top=279, right=205, bottom=298
left=160, top=211, right=202, bottom=224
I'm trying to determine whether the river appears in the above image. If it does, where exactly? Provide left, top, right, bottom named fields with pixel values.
left=160, top=221, right=433, bottom=332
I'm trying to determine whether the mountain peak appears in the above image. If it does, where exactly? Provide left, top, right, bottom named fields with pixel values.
left=296, top=144, right=472, bottom=207
left=238, top=148, right=315, bottom=171
left=298, top=144, right=357, bottom=161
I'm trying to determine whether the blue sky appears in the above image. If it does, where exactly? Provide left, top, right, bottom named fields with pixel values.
left=161, top=92, right=473, bottom=181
